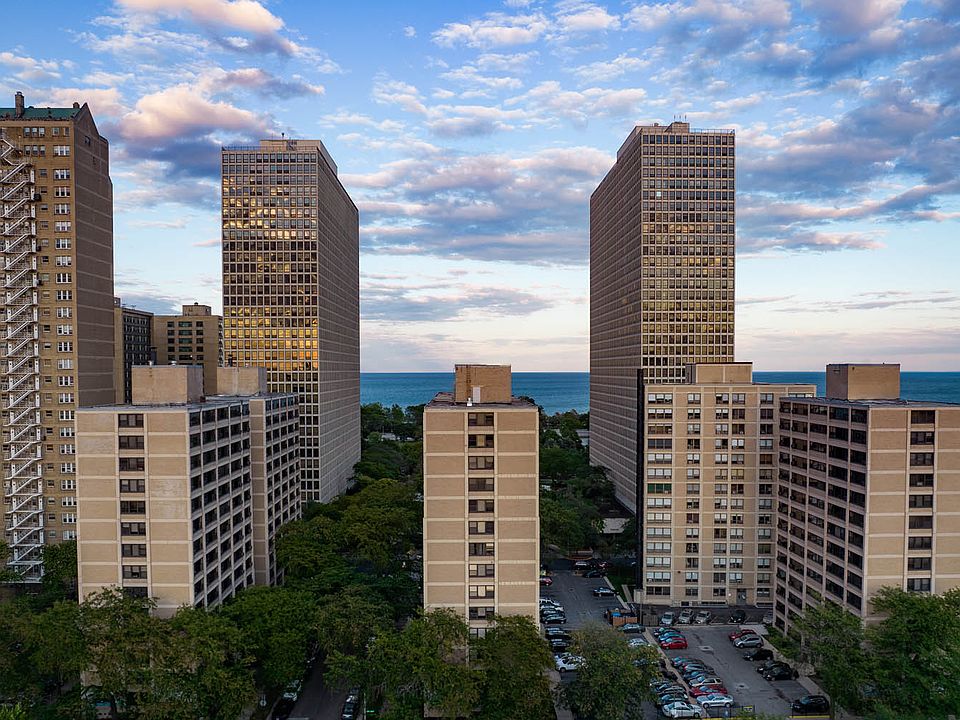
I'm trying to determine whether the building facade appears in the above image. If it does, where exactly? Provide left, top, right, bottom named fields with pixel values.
left=590, top=121, right=736, bottom=512
left=423, top=365, right=539, bottom=636
left=75, top=365, right=299, bottom=615
left=152, top=302, right=223, bottom=396
left=221, top=139, right=359, bottom=503
left=638, top=363, right=815, bottom=607
left=113, top=298, right=154, bottom=403
left=1, top=92, right=114, bottom=580
left=774, top=364, right=960, bottom=631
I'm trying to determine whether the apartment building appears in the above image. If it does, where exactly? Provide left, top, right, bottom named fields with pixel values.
left=221, top=139, right=359, bottom=503
left=152, top=302, right=223, bottom=395
left=1, top=92, right=115, bottom=580
left=639, top=363, right=815, bottom=607
left=75, top=365, right=299, bottom=615
left=774, top=364, right=960, bottom=632
left=113, top=298, right=154, bottom=403
left=590, top=121, right=736, bottom=511
left=423, top=365, right=539, bottom=636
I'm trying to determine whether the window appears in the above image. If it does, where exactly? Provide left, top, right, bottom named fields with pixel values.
left=911, top=410, right=935, bottom=424
left=468, top=456, right=494, bottom=471
left=907, top=578, right=931, bottom=592
left=55, top=238, right=71, bottom=249
left=468, top=521, right=494, bottom=535
left=53, top=145, right=70, bottom=156
left=54, top=186, right=70, bottom=197
left=122, top=566, right=148, bottom=580
left=469, top=585, right=495, bottom=599
left=59, top=444, right=75, bottom=454
left=54, top=221, right=71, bottom=232
left=469, top=564, right=495, bottom=578
left=469, top=477, right=493, bottom=492
left=122, top=544, right=147, bottom=558
left=908, top=516, right=933, bottom=530
left=58, top=358, right=74, bottom=370
left=119, top=435, right=145, bottom=450
left=62, top=513, right=76, bottom=524
left=118, top=413, right=144, bottom=428
left=60, top=462, right=76, bottom=474
left=121, top=522, right=147, bottom=536
left=120, top=478, right=146, bottom=493
left=468, top=499, right=494, bottom=513
left=910, top=431, right=935, bottom=445
left=909, top=474, right=934, bottom=488
left=55, top=256, right=72, bottom=266
left=910, top=453, right=934, bottom=467
left=468, top=434, right=494, bottom=448
left=56, top=324, right=73, bottom=336
left=57, top=393, right=74, bottom=404
left=120, top=500, right=146, bottom=514
left=59, top=410, right=75, bottom=421
left=54, top=203, right=70, bottom=215
left=908, top=537, right=932, bottom=550
left=687, top=393, right=701, bottom=404
left=55, top=273, right=72, bottom=283
left=469, top=542, right=494, bottom=556
left=119, top=457, right=145, bottom=472
left=54, top=169, right=71, bottom=180
left=57, top=341, right=73, bottom=352
left=908, top=557, right=932, bottom=571
left=469, top=606, right=495, bottom=620
left=468, top=413, right=494, bottom=427
left=908, top=495, right=933, bottom=509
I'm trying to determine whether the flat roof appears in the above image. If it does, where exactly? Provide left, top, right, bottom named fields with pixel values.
left=77, top=392, right=297, bottom=412
left=0, top=106, right=82, bottom=120
left=426, top=391, right=536, bottom=409
left=787, top=397, right=960, bottom=409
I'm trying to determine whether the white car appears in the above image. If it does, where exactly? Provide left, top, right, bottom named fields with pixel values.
left=555, top=653, right=583, bottom=673
left=627, top=637, right=649, bottom=647
left=696, top=693, right=734, bottom=709
left=661, top=701, right=705, bottom=719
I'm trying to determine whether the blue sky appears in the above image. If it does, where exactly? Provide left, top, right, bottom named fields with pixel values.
left=3, top=0, right=958, bottom=371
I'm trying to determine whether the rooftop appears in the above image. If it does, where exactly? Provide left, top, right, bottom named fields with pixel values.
left=0, top=106, right=82, bottom=121
left=427, top=391, right=535, bottom=409
left=77, top=391, right=296, bottom=413
left=787, top=396, right=960, bottom=409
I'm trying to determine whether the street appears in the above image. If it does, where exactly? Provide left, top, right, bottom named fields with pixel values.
left=283, top=663, right=346, bottom=720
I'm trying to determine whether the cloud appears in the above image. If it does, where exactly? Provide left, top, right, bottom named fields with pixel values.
left=0, top=51, right=61, bottom=82
left=569, top=53, right=650, bottom=83
left=432, top=12, right=550, bottom=48
left=801, top=0, right=905, bottom=36
left=372, top=78, right=429, bottom=115
left=404, top=25, right=417, bottom=38
left=208, top=68, right=325, bottom=97
left=506, top=81, right=646, bottom=125
left=744, top=230, right=884, bottom=253
left=115, top=0, right=308, bottom=55
left=554, top=1, right=621, bottom=33
left=774, top=289, right=960, bottom=313
left=43, top=87, right=126, bottom=119
left=362, top=281, right=555, bottom=321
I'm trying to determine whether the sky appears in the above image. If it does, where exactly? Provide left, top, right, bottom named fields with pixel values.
left=2, top=0, right=958, bottom=372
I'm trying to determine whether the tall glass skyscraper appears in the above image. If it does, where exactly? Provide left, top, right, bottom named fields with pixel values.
left=221, top=139, right=359, bottom=502
left=590, top=121, right=736, bottom=510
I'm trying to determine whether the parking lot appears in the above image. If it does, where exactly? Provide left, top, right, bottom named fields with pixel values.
left=656, top=624, right=809, bottom=717
left=541, top=566, right=816, bottom=719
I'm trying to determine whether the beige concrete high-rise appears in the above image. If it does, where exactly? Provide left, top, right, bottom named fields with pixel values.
left=774, top=364, right=960, bottom=632
left=75, top=365, right=300, bottom=615
left=152, top=302, right=223, bottom=396
left=423, top=365, right=539, bottom=636
left=113, top=298, right=154, bottom=404
left=1, top=92, right=115, bottom=580
left=638, top=363, right=815, bottom=608
left=221, top=139, right=359, bottom=503
left=590, top=121, right=736, bottom=512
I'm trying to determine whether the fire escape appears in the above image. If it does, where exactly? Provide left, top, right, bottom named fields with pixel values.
left=1, top=129, right=43, bottom=581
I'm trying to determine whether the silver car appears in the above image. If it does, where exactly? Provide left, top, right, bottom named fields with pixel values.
left=660, top=611, right=675, bottom=626
left=694, top=610, right=712, bottom=624
left=678, top=609, right=695, bottom=624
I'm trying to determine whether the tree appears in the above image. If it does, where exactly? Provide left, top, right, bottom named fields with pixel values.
left=559, top=622, right=658, bottom=720
left=220, top=586, right=318, bottom=690
left=330, top=608, right=479, bottom=720
left=0, top=540, right=23, bottom=584
left=540, top=494, right=593, bottom=551
left=792, top=601, right=871, bottom=712
left=38, top=541, right=78, bottom=605
left=140, top=607, right=255, bottom=720
left=315, top=586, right=391, bottom=658
left=867, top=587, right=960, bottom=716
left=473, top=615, right=554, bottom=720
left=79, top=589, right=164, bottom=719
left=26, top=601, right=87, bottom=699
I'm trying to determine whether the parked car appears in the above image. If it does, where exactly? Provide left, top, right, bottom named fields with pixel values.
left=660, top=611, right=676, bottom=626
left=689, top=684, right=727, bottom=697
left=678, top=609, right=695, bottom=624
left=539, top=576, right=553, bottom=586
left=729, top=628, right=757, bottom=641
left=688, top=677, right=724, bottom=689
left=549, top=638, right=569, bottom=653
left=628, top=637, right=649, bottom=647
left=573, top=560, right=591, bottom=572
left=763, top=664, right=798, bottom=681
left=658, top=692, right=689, bottom=708
left=661, top=701, right=705, bottom=718
left=734, top=635, right=764, bottom=648
left=694, top=610, right=712, bottom=624
left=661, top=637, right=688, bottom=650
left=281, top=680, right=303, bottom=703
left=619, top=623, right=644, bottom=634
left=729, top=608, right=747, bottom=624
left=696, top=693, right=734, bottom=709
left=555, top=654, right=583, bottom=673
left=544, top=627, right=570, bottom=639
left=682, top=666, right=715, bottom=679
left=791, top=695, right=831, bottom=715
left=762, top=611, right=775, bottom=625
left=584, top=568, right=606, bottom=578
left=340, top=688, right=361, bottom=720
left=542, top=614, right=566, bottom=625
left=757, top=660, right=789, bottom=675
left=592, top=586, right=615, bottom=597
left=742, top=647, right=774, bottom=662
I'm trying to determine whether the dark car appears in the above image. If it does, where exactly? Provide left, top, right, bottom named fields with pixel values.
left=542, top=614, right=566, bottom=625
left=791, top=695, right=830, bottom=715
left=729, top=608, right=747, bottom=624
left=584, top=568, right=606, bottom=578
left=743, top=647, right=774, bottom=662
left=764, top=665, right=798, bottom=681
left=341, top=688, right=361, bottom=719
left=549, top=638, right=569, bottom=653
left=273, top=698, right=295, bottom=720
left=757, top=659, right=788, bottom=674
left=544, top=627, right=570, bottom=639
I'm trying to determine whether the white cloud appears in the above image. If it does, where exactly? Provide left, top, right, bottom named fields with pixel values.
left=403, top=25, right=417, bottom=38
left=432, top=12, right=550, bottom=48
left=0, top=51, right=61, bottom=82
left=554, top=1, right=621, bottom=33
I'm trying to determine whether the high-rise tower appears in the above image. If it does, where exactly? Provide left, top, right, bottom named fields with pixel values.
left=221, top=139, right=359, bottom=502
left=1, top=92, right=114, bottom=579
left=590, top=121, right=735, bottom=510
